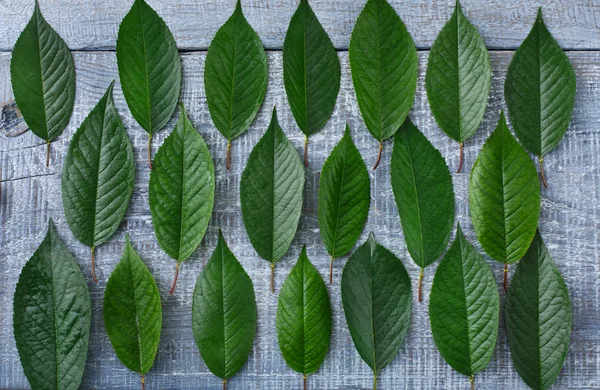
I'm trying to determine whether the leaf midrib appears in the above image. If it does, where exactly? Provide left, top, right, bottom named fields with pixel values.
left=330, top=137, right=348, bottom=258
left=125, top=252, right=146, bottom=374
left=227, top=11, right=240, bottom=140
left=454, top=5, right=464, bottom=141
left=136, top=0, right=153, bottom=133
left=457, top=237, right=474, bottom=373
left=48, top=237, right=61, bottom=388
left=33, top=7, right=50, bottom=140
left=404, top=134, right=426, bottom=267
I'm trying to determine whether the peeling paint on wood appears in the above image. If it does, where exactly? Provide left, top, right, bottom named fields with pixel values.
left=0, top=49, right=599, bottom=389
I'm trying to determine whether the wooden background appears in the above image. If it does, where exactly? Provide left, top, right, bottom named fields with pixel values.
left=1, top=1, right=599, bottom=389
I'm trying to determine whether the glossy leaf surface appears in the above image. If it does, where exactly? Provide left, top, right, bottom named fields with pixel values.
left=117, top=0, right=181, bottom=134
left=469, top=112, right=540, bottom=264
left=13, top=220, right=91, bottom=390
left=318, top=125, right=370, bottom=259
left=240, top=108, right=305, bottom=263
left=506, top=231, right=572, bottom=390
left=277, top=247, right=332, bottom=375
left=103, top=236, right=162, bottom=375
left=149, top=105, right=215, bottom=261
left=429, top=224, right=499, bottom=377
left=192, top=231, right=257, bottom=379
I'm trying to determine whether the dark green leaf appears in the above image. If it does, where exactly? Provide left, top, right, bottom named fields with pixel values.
left=426, top=1, right=491, bottom=144
left=469, top=112, right=540, bottom=264
left=429, top=224, right=499, bottom=378
left=149, top=105, right=215, bottom=292
left=341, top=233, right=412, bottom=383
left=349, top=0, right=418, bottom=143
left=116, top=0, right=181, bottom=135
left=283, top=0, right=340, bottom=139
left=318, top=125, right=370, bottom=271
left=391, top=118, right=454, bottom=269
left=505, top=8, right=576, bottom=158
left=276, top=246, right=331, bottom=377
left=61, top=82, right=135, bottom=280
left=10, top=1, right=75, bottom=148
left=205, top=0, right=268, bottom=143
left=240, top=108, right=305, bottom=264
left=103, top=236, right=162, bottom=378
left=506, top=230, right=572, bottom=390
left=13, top=219, right=91, bottom=390
left=192, top=230, right=257, bottom=379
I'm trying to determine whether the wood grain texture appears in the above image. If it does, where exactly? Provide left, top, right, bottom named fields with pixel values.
left=0, top=0, right=599, bottom=51
left=1, top=50, right=599, bottom=389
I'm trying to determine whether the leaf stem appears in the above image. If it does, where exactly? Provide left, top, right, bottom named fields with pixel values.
left=417, top=268, right=424, bottom=303
left=270, top=262, right=275, bottom=293
left=373, top=373, right=377, bottom=390
left=141, top=374, right=145, bottom=390
left=373, top=142, right=383, bottom=170
left=539, top=156, right=548, bottom=188
left=304, top=136, right=309, bottom=167
left=470, top=375, right=475, bottom=390
left=169, top=262, right=181, bottom=295
left=503, top=263, right=509, bottom=293
left=147, top=133, right=153, bottom=170
left=457, top=142, right=464, bottom=173
left=46, top=140, right=51, bottom=167
left=329, top=256, right=334, bottom=285
left=223, top=378, right=227, bottom=390
left=91, top=246, right=98, bottom=283
left=226, top=141, right=231, bottom=170
left=303, top=374, right=307, bottom=390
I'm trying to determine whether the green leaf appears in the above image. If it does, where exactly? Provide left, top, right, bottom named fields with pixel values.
left=103, top=236, right=162, bottom=380
left=276, top=246, right=332, bottom=378
left=425, top=1, right=491, bottom=144
left=283, top=0, right=340, bottom=140
left=318, top=125, right=370, bottom=281
left=349, top=0, right=418, bottom=144
left=10, top=1, right=75, bottom=162
left=192, top=230, right=257, bottom=380
left=149, top=105, right=215, bottom=293
left=341, top=233, right=412, bottom=384
left=240, top=108, right=305, bottom=265
left=61, top=82, right=135, bottom=281
left=13, top=219, right=91, bottom=390
left=506, top=230, right=572, bottom=390
left=429, top=224, right=499, bottom=378
left=505, top=9, right=576, bottom=159
left=391, top=118, right=454, bottom=270
left=469, top=112, right=540, bottom=264
left=205, top=0, right=268, bottom=145
left=116, top=0, right=182, bottom=135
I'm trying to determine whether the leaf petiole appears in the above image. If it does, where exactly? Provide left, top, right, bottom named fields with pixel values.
left=46, top=140, right=51, bottom=167
left=270, top=262, right=275, bottom=293
left=539, top=157, right=548, bottom=188
left=91, top=246, right=98, bottom=283
left=503, top=263, right=508, bottom=293
left=417, top=268, right=424, bottom=303
left=373, top=142, right=383, bottom=170
left=170, top=261, right=181, bottom=295
left=457, top=142, right=464, bottom=173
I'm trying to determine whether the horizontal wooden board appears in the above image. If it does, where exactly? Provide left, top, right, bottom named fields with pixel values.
left=0, top=0, right=599, bottom=51
left=1, top=50, right=599, bottom=389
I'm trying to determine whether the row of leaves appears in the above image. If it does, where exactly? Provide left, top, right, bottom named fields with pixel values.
left=10, top=0, right=575, bottom=389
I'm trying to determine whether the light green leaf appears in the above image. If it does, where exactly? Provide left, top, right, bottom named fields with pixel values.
left=349, top=0, right=418, bottom=163
left=192, top=230, right=257, bottom=380
left=276, top=246, right=331, bottom=379
left=61, top=82, right=135, bottom=281
left=240, top=108, right=305, bottom=288
left=116, top=0, right=181, bottom=135
left=505, top=8, right=576, bottom=187
left=318, top=125, right=370, bottom=283
left=205, top=0, right=268, bottom=167
left=13, top=219, right=91, bottom=390
left=425, top=1, right=491, bottom=145
left=103, top=236, right=162, bottom=384
left=390, top=118, right=454, bottom=275
left=429, top=224, right=499, bottom=379
left=10, top=1, right=75, bottom=165
left=341, top=233, right=412, bottom=387
left=283, top=0, right=340, bottom=163
left=469, top=112, right=540, bottom=265
left=506, top=230, right=572, bottom=390
left=149, top=105, right=215, bottom=294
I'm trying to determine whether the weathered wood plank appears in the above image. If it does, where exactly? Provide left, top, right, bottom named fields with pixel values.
left=1, top=50, right=599, bottom=389
left=0, top=0, right=599, bottom=51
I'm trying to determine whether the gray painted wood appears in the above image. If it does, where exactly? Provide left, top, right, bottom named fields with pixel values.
left=1, top=49, right=598, bottom=389
left=0, top=0, right=599, bottom=51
